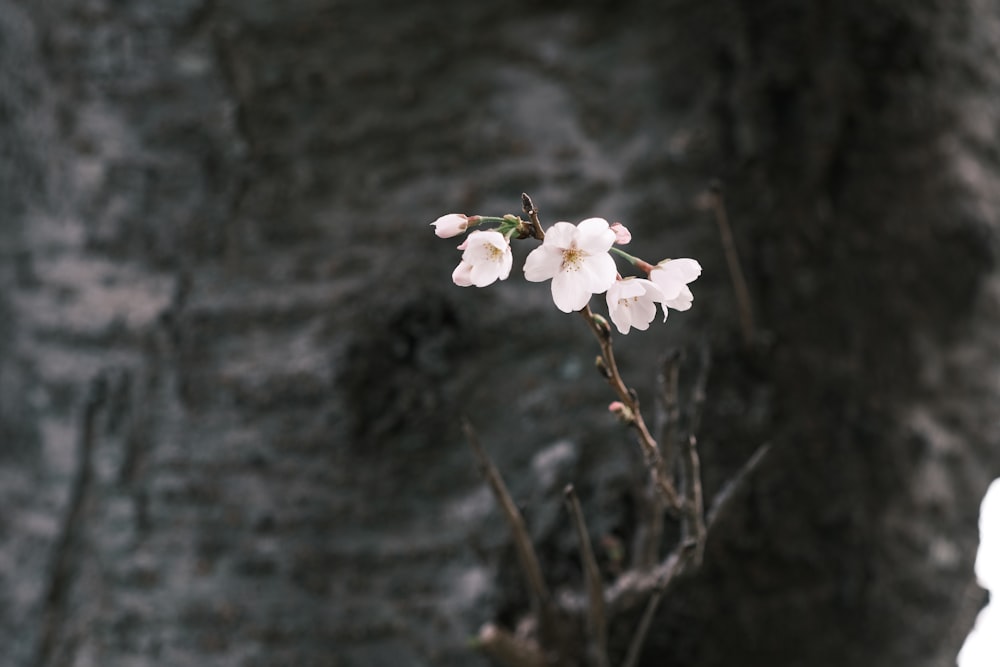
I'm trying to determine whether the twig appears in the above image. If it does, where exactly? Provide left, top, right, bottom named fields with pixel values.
left=707, top=443, right=770, bottom=525
left=521, top=192, right=545, bottom=240
left=681, top=345, right=711, bottom=564
left=681, top=434, right=706, bottom=565
left=462, top=419, right=555, bottom=630
left=580, top=306, right=682, bottom=511
left=564, top=485, right=609, bottom=667
left=619, top=552, right=685, bottom=667
left=708, top=181, right=755, bottom=346
left=657, top=350, right=683, bottom=482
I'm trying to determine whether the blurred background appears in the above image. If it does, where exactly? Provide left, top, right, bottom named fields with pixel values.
left=2, top=1, right=999, bottom=666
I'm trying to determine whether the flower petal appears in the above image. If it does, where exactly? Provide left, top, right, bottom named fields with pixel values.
left=542, top=221, right=578, bottom=249
left=658, top=258, right=702, bottom=283
left=662, top=285, right=694, bottom=311
left=575, top=217, right=616, bottom=253
left=551, top=270, right=593, bottom=312
left=578, top=251, right=617, bottom=294
left=452, top=261, right=473, bottom=287
left=470, top=260, right=500, bottom=287
left=524, top=245, right=563, bottom=282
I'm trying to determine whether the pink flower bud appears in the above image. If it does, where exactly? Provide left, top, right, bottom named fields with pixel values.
left=608, top=401, right=635, bottom=423
left=609, top=222, right=631, bottom=245
left=431, top=213, right=471, bottom=238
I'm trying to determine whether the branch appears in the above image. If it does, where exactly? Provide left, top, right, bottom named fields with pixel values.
left=564, top=485, right=609, bottom=667
left=463, top=419, right=554, bottom=628
left=521, top=192, right=545, bottom=241
left=619, top=551, right=685, bottom=667
left=681, top=345, right=711, bottom=564
left=580, top=306, right=682, bottom=511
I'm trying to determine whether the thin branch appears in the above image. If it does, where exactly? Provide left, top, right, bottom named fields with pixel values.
left=707, top=443, right=771, bottom=525
left=681, top=434, right=706, bottom=565
left=580, top=306, right=682, bottom=511
left=657, top=350, right=683, bottom=482
left=521, top=192, right=545, bottom=240
left=708, top=181, right=755, bottom=346
left=463, top=419, right=553, bottom=626
left=619, top=552, right=685, bottom=667
left=564, top=485, right=609, bottom=667
left=681, top=345, right=711, bottom=564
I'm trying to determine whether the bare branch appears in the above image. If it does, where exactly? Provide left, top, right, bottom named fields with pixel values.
left=681, top=345, right=711, bottom=564
left=657, top=350, right=683, bottom=482
left=707, top=443, right=771, bottom=526
left=463, top=419, right=553, bottom=625
left=580, top=306, right=682, bottom=511
left=619, top=553, right=684, bottom=667
left=564, top=485, right=609, bottom=667
left=521, top=192, right=545, bottom=240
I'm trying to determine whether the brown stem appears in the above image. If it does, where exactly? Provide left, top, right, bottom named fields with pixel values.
left=619, top=554, right=684, bottom=667
left=708, top=181, right=755, bottom=346
left=521, top=192, right=546, bottom=240
left=463, top=419, right=555, bottom=629
left=564, top=485, right=609, bottom=667
left=681, top=345, right=711, bottom=564
left=580, top=307, right=682, bottom=511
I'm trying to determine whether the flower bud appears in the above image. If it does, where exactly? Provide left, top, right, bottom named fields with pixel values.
left=608, top=400, right=635, bottom=424
left=431, top=213, right=474, bottom=238
left=609, top=221, right=631, bottom=245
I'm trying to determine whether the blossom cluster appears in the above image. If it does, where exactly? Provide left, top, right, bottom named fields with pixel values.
left=430, top=212, right=700, bottom=334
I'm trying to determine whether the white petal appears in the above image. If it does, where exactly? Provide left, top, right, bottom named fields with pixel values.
left=575, top=217, right=616, bottom=253
left=470, top=260, right=501, bottom=287
left=631, top=298, right=657, bottom=330
left=551, top=271, right=592, bottom=312
left=648, top=268, right=685, bottom=300
left=542, top=222, right=578, bottom=249
left=452, top=261, right=474, bottom=287
left=635, top=278, right=666, bottom=301
left=579, top=252, right=617, bottom=294
left=663, top=285, right=694, bottom=311
left=524, top=245, right=562, bottom=282
left=498, top=248, right=513, bottom=280
left=657, top=258, right=702, bottom=283
left=606, top=290, right=633, bottom=334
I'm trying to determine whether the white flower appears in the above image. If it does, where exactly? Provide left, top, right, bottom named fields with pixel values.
left=523, top=217, right=617, bottom=312
left=606, top=278, right=666, bottom=334
left=431, top=213, right=472, bottom=238
left=648, top=258, right=701, bottom=312
left=452, top=230, right=512, bottom=287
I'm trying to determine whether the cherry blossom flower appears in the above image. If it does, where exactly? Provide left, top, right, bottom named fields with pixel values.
left=606, top=277, right=666, bottom=334
left=523, top=217, right=617, bottom=312
left=451, top=230, right=512, bottom=287
left=648, top=258, right=701, bottom=312
left=609, top=222, right=632, bottom=245
left=431, top=213, right=476, bottom=238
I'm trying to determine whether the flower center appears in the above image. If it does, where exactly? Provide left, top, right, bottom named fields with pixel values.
left=560, top=246, right=586, bottom=272
left=486, top=244, right=504, bottom=262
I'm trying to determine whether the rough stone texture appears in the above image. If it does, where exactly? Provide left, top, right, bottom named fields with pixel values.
left=1, top=1, right=999, bottom=666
